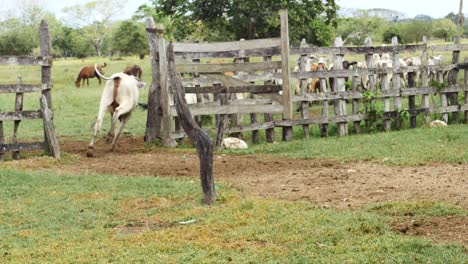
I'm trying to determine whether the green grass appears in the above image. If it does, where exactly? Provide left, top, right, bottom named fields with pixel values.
left=1, top=169, right=466, bottom=263
left=226, top=124, right=468, bottom=165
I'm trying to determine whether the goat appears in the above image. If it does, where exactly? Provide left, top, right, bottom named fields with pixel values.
left=124, top=65, right=143, bottom=80
left=75, top=63, right=107, bottom=88
left=87, top=64, right=145, bottom=157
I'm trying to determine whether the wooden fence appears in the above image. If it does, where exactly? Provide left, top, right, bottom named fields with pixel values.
left=145, top=10, right=468, bottom=147
left=0, top=20, right=60, bottom=161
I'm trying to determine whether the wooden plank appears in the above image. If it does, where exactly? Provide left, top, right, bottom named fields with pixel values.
left=170, top=104, right=283, bottom=116
left=0, top=84, right=44, bottom=93
left=280, top=9, right=293, bottom=141
left=0, top=56, right=52, bottom=66
left=226, top=121, right=275, bottom=134
left=173, top=38, right=280, bottom=53
left=275, top=114, right=369, bottom=126
left=290, top=44, right=425, bottom=56
left=176, top=61, right=282, bottom=74
left=40, top=95, right=60, bottom=159
left=0, top=142, right=46, bottom=154
left=0, top=110, right=43, bottom=121
left=183, top=84, right=281, bottom=94
left=291, top=68, right=368, bottom=79
left=145, top=17, right=162, bottom=142
left=430, top=43, right=468, bottom=51
left=12, top=77, right=24, bottom=160
left=430, top=105, right=461, bottom=114
left=175, top=47, right=281, bottom=59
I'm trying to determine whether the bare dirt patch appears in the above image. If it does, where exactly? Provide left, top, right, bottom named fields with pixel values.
left=4, top=136, right=468, bottom=245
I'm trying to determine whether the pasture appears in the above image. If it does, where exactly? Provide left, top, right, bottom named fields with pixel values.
left=0, top=53, right=467, bottom=262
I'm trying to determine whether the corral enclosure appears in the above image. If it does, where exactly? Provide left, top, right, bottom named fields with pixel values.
left=145, top=10, right=468, bottom=146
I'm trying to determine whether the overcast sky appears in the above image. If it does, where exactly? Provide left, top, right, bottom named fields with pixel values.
left=0, top=0, right=150, bottom=20
left=0, top=0, right=461, bottom=20
left=338, top=0, right=461, bottom=18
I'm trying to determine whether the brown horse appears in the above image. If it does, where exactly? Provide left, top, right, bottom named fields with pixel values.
left=75, top=63, right=107, bottom=87
left=123, top=65, right=142, bottom=80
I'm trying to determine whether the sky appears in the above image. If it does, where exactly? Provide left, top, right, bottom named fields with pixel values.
left=0, top=0, right=461, bottom=21
left=338, top=0, right=461, bottom=19
left=0, top=0, right=150, bottom=21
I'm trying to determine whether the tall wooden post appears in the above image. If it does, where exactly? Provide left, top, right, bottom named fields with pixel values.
left=263, top=56, right=275, bottom=143
left=449, top=36, right=461, bottom=123
left=145, top=17, right=162, bottom=142
left=421, top=36, right=431, bottom=124
left=298, top=39, right=310, bottom=139
left=333, top=37, right=348, bottom=136
left=12, top=77, right=24, bottom=160
left=40, top=20, right=52, bottom=108
left=391, top=37, right=402, bottom=129
left=157, top=25, right=176, bottom=147
left=280, top=9, right=293, bottom=141
left=364, top=37, right=376, bottom=92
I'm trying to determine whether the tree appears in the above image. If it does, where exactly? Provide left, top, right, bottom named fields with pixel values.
left=432, top=19, right=458, bottom=41
left=337, top=16, right=385, bottom=45
left=62, top=0, right=125, bottom=56
left=382, top=25, right=402, bottom=44
left=399, top=20, right=432, bottom=44
left=143, top=0, right=338, bottom=46
left=52, top=26, right=94, bottom=57
left=111, top=21, right=149, bottom=56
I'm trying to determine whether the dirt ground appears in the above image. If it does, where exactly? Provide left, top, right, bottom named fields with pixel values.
left=5, top=136, right=468, bottom=246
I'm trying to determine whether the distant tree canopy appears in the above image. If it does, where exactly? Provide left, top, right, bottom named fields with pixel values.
left=111, top=21, right=149, bottom=56
left=140, top=0, right=339, bottom=46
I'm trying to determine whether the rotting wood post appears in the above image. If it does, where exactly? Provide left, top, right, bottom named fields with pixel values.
left=299, top=39, right=310, bottom=139
left=157, top=25, right=176, bottom=147
left=145, top=17, right=162, bottom=142
left=351, top=74, right=361, bottom=133
left=280, top=9, right=293, bottom=141
left=408, top=72, right=417, bottom=128
left=364, top=37, right=377, bottom=92
left=421, top=36, right=431, bottom=124
left=263, top=56, right=275, bottom=143
left=464, top=58, right=468, bottom=124
left=250, top=92, right=259, bottom=144
left=39, top=20, right=52, bottom=108
left=167, top=42, right=216, bottom=205
left=40, top=95, right=60, bottom=159
left=215, top=87, right=229, bottom=150
left=381, top=63, right=391, bottom=132
left=439, top=71, right=449, bottom=123
left=12, top=77, right=24, bottom=160
left=449, top=36, right=461, bottom=123
left=319, top=67, right=329, bottom=137
left=332, top=37, right=348, bottom=136
left=391, top=37, right=402, bottom=129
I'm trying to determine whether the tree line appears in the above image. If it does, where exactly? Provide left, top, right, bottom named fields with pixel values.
left=0, top=0, right=464, bottom=57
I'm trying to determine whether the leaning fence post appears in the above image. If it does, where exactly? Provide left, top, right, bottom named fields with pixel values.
left=333, top=37, right=348, bottom=136
left=280, top=9, right=293, bottom=141
left=145, top=17, right=162, bottom=142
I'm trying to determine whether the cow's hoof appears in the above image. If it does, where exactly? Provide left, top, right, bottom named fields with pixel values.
left=86, top=146, right=94, bottom=158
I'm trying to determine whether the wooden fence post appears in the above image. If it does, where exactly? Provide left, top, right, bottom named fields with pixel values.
left=381, top=63, right=391, bottom=131
left=157, top=25, right=177, bottom=147
left=332, top=37, right=348, bottom=136
left=280, top=9, right=293, bottom=141
left=298, top=39, right=310, bottom=139
left=449, top=36, right=461, bottom=123
left=40, top=95, right=60, bottom=159
left=351, top=73, right=361, bottom=133
left=40, top=20, right=52, bottom=108
left=391, top=36, right=402, bottom=129
left=12, top=77, right=24, bottom=160
left=408, top=71, right=417, bottom=128
left=167, top=42, right=216, bottom=205
left=263, top=56, right=275, bottom=143
left=145, top=17, right=162, bottom=142
left=319, top=68, right=329, bottom=137
left=215, top=87, right=228, bottom=150
left=439, top=70, right=449, bottom=123
left=364, top=38, right=377, bottom=92
left=421, top=36, right=431, bottom=124
left=464, top=57, right=468, bottom=124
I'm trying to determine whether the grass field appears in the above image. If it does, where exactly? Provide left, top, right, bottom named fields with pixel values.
left=0, top=45, right=467, bottom=262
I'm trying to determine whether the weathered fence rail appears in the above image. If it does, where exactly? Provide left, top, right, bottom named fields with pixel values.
left=0, top=20, right=60, bottom=161
left=145, top=9, right=468, bottom=147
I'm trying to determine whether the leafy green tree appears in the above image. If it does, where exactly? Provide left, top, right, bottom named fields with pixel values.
left=0, top=31, right=36, bottom=55
left=142, top=0, right=338, bottom=46
left=399, top=20, right=432, bottom=44
left=52, top=26, right=93, bottom=57
left=337, top=16, right=385, bottom=46
left=432, top=18, right=458, bottom=41
left=111, top=21, right=149, bottom=56
left=382, top=25, right=403, bottom=44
